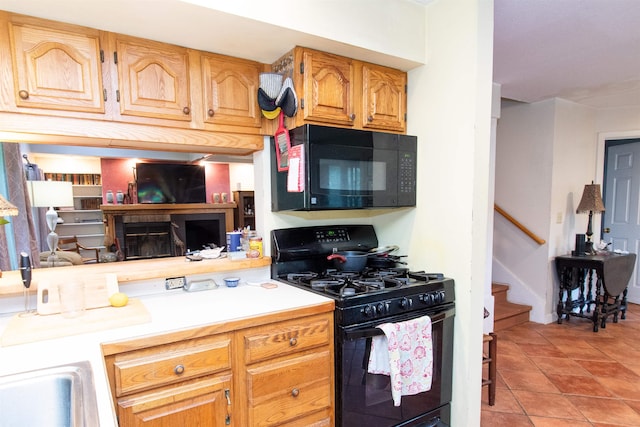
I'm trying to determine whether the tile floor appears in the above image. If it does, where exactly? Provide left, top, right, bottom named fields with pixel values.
left=481, top=303, right=640, bottom=426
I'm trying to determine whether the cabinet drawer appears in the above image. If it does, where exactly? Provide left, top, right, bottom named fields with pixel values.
left=243, top=314, right=331, bottom=364
left=114, top=334, right=231, bottom=396
left=246, top=349, right=332, bottom=427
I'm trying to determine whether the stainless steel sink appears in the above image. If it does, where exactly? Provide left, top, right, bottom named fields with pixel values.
left=0, top=361, right=98, bottom=427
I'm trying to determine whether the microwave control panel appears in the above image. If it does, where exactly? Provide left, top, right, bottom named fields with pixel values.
left=399, top=151, right=416, bottom=194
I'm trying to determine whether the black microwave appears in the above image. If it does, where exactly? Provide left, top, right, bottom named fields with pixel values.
left=271, top=125, right=417, bottom=211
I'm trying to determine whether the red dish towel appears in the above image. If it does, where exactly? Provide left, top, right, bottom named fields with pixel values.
left=367, top=315, right=433, bottom=406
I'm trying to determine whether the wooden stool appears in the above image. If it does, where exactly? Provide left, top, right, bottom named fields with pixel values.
left=482, top=332, right=497, bottom=406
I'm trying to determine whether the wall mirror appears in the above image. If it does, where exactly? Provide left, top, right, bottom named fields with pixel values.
left=4, top=142, right=254, bottom=271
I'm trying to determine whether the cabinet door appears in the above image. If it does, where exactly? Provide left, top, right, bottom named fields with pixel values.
left=301, top=50, right=355, bottom=126
left=7, top=18, right=105, bottom=113
left=201, top=54, right=261, bottom=128
left=361, top=62, right=406, bottom=132
left=114, top=35, right=191, bottom=122
left=117, top=375, right=232, bottom=427
left=246, top=350, right=332, bottom=427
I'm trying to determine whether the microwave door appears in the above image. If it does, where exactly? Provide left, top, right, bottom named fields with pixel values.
left=310, top=144, right=374, bottom=209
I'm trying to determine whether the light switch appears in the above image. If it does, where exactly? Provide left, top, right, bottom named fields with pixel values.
left=556, top=212, right=563, bottom=224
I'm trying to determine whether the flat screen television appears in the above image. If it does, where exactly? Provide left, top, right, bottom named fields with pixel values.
left=136, top=163, right=206, bottom=204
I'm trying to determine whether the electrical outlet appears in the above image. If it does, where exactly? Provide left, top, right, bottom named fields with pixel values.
left=165, top=276, right=186, bottom=290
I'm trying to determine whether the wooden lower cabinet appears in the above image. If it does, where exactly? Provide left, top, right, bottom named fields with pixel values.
left=103, top=309, right=334, bottom=426
left=238, top=313, right=335, bottom=427
left=117, top=375, right=232, bottom=427
left=245, top=350, right=332, bottom=427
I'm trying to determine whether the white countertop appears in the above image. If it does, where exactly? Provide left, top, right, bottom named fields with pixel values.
left=0, top=267, right=332, bottom=426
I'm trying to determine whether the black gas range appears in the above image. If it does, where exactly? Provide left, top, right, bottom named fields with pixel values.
left=272, top=225, right=454, bottom=427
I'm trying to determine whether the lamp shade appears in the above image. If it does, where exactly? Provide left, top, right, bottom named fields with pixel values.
left=0, top=194, right=18, bottom=217
left=28, top=181, right=74, bottom=208
left=576, top=183, right=605, bottom=213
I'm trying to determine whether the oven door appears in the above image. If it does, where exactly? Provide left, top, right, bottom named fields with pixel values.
left=337, top=305, right=454, bottom=427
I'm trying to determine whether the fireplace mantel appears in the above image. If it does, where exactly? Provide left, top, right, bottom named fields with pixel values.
left=101, top=203, right=236, bottom=246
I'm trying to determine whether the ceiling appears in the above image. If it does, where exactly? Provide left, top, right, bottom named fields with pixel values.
left=493, top=0, right=640, bottom=108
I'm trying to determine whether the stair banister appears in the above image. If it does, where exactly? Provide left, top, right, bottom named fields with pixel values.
left=494, top=204, right=546, bottom=245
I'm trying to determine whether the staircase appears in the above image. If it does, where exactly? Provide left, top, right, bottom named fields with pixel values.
left=492, top=283, right=532, bottom=331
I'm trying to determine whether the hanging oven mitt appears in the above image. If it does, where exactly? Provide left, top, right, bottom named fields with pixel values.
left=258, top=73, right=283, bottom=115
left=276, top=76, right=298, bottom=117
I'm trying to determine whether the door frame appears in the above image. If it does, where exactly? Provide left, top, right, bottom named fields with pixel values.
left=596, top=130, right=640, bottom=221
left=597, top=130, right=640, bottom=303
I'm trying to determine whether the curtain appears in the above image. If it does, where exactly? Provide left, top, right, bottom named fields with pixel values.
left=0, top=143, right=40, bottom=270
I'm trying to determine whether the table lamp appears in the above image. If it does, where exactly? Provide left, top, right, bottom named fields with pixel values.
left=28, top=180, right=74, bottom=265
left=0, top=194, right=19, bottom=278
left=576, top=182, right=606, bottom=255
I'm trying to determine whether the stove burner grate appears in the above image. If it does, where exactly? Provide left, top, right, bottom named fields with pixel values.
left=287, top=272, right=318, bottom=282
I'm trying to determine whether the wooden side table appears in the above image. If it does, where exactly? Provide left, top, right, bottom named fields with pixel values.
left=554, top=253, right=636, bottom=332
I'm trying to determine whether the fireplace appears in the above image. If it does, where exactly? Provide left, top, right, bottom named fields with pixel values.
left=124, top=222, right=173, bottom=260
left=114, top=211, right=227, bottom=260
left=172, top=213, right=226, bottom=253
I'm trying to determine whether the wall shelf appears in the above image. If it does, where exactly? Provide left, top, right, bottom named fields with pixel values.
left=233, top=191, right=255, bottom=230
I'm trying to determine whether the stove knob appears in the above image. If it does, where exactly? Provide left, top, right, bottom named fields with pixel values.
left=363, top=305, right=374, bottom=317
left=377, top=303, right=386, bottom=314
left=399, top=297, right=411, bottom=309
left=425, top=293, right=435, bottom=305
left=438, top=290, right=446, bottom=303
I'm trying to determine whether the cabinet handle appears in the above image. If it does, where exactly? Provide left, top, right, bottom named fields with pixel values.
left=289, top=337, right=298, bottom=346
left=18, top=90, right=29, bottom=100
left=349, top=113, right=356, bottom=121
left=367, top=115, right=373, bottom=122
left=291, top=388, right=300, bottom=397
left=183, top=106, right=191, bottom=115
left=174, top=364, right=185, bottom=375
left=207, top=108, right=214, bottom=117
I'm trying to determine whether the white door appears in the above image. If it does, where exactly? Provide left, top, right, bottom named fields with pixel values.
left=603, top=139, right=640, bottom=303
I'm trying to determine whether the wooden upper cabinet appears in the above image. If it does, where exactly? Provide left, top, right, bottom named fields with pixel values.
left=113, top=35, right=192, bottom=122
left=299, top=49, right=355, bottom=126
left=278, top=47, right=407, bottom=133
left=361, top=62, right=406, bottom=132
left=6, top=15, right=105, bottom=114
left=201, top=53, right=261, bottom=129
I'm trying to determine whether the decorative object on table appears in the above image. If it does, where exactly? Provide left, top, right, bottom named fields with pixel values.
left=573, top=233, right=586, bottom=256
left=106, top=189, right=114, bottom=204
left=116, top=190, right=124, bottom=204
left=596, top=240, right=612, bottom=253
left=576, top=182, right=605, bottom=255
left=27, top=180, right=74, bottom=266
left=0, top=194, right=19, bottom=278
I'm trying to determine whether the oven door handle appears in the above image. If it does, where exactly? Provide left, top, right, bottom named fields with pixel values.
left=342, top=308, right=454, bottom=340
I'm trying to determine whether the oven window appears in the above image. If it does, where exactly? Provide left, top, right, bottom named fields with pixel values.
left=338, top=312, right=453, bottom=427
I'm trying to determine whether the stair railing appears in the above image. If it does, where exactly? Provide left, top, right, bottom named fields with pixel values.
left=494, top=204, right=546, bottom=245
